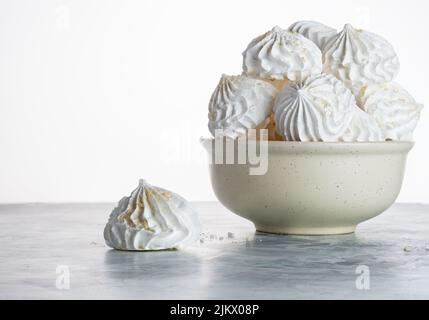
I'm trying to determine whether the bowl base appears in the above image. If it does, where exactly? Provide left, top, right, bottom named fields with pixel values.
left=255, top=225, right=356, bottom=235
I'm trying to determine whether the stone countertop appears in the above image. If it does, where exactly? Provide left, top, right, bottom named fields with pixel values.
left=0, top=202, right=428, bottom=299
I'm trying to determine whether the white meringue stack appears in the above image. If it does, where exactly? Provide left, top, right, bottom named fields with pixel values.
left=104, top=179, right=200, bottom=251
left=274, top=74, right=364, bottom=142
left=341, top=107, right=385, bottom=142
left=273, top=74, right=353, bottom=141
left=288, top=20, right=337, bottom=50
left=208, top=74, right=278, bottom=138
left=323, top=24, right=400, bottom=94
left=356, top=83, right=423, bottom=141
left=208, top=22, right=422, bottom=142
left=242, top=26, right=323, bottom=82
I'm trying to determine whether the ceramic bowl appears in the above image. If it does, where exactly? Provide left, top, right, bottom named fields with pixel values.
left=201, top=138, right=414, bottom=235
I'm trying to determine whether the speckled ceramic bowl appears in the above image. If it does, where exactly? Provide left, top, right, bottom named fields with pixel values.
left=201, top=139, right=414, bottom=235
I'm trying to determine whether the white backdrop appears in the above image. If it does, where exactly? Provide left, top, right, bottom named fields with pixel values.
left=0, top=0, right=428, bottom=203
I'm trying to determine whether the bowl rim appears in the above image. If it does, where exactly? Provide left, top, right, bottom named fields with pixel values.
left=200, top=137, right=414, bottom=154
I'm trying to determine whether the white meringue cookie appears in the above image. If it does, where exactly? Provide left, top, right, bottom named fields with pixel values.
left=323, top=24, right=400, bottom=91
left=242, top=26, right=323, bottom=81
left=356, top=82, right=423, bottom=141
left=208, top=74, right=278, bottom=138
left=341, top=107, right=385, bottom=142
left=104, top=179, right=200, bottom=251
left=274, top=74, right=355, bottom=142
left=288, top=20, right=337, bottom=50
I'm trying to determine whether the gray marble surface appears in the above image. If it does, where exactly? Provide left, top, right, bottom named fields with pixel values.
left=0, top=202, right=428, bottom=299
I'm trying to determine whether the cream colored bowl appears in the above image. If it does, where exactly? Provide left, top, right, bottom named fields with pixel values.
left=201, top=139, right=414, bottom=235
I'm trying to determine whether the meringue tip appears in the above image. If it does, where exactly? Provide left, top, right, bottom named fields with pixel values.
left=295, top=88, right=310, bottom=101
left=219, top=73, right=234, bottom=83
left=343, top=23, right=355, bottom=32
left=271, top=25, right=283, bottom=32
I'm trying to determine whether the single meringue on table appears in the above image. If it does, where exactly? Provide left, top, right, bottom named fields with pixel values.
left=273, top=74, right=355, bottom=142
left=356, top=82, right=423, bottom=141
left=288, top=20, right=337, bottom=50
left=104, top=179, right=200, bottom=251
left=323, top=24, right=400, bottom=94
left=242, top=26, right=323, bottom=87
left=208, top=74, right=278, bottom=138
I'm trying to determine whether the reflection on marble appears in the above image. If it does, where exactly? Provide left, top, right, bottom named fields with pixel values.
left=0, top=202, right=428, bottom=299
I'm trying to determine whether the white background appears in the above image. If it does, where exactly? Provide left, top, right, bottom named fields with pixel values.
left=0, top=0, right=428, bottom=203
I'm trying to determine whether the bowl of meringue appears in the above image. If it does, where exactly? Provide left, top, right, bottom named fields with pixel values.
left=202, top=21, right=423, bottom=235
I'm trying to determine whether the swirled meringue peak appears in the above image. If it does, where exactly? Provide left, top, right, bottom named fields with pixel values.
left=356, top=82, right=423, bottom=141
left=288, top=20, right=337, bottom=50
left=208, top=74, right=278, bottom=138
left=104, top=179, right=201, bottom=251
left=242, top=26, right=323, bottom=81
left=323, top=24, right=400, bottom=91
left=341, top=107, right=385, bottom=142
left=274, top=74, right=355, bottom=142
